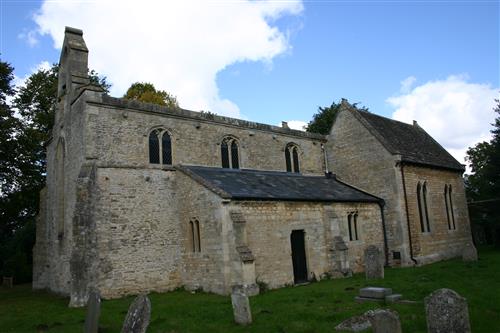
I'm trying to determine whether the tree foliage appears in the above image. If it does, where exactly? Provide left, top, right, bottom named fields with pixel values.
left=0, top=62, right=110, bottom=282
left=124, top=82, right=179, bottom=108
left=306, top=99, right=368, bottom=135
left=465, top=99, right=500, bottom=246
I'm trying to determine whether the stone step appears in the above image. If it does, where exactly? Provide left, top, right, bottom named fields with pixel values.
left=359, top=287, right=393, bottom=299
left=385, top=294, right=402, bottom=303
left=355, top=296, right=385, bottom=303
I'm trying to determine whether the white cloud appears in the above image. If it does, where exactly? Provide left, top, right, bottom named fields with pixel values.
left=18, top=29, right=39, bottom=47
left=387, top=75, right=499, bottom=166
left=31, top=0, right=303, bottom=118
left=399, top=76, right=416, bottom=93
left=283, top=120, right=307, bottom=131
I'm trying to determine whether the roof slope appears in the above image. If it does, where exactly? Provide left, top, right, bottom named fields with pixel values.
left=352, top=109, right=464, bottom=171
left=178, top=165, right=382, bottom=203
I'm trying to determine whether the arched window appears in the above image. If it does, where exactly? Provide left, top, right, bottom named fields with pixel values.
left=189, top=218, right=201, bottom=252
left=221, top=137, right=239, bottom=169
left=423, top=182, right=431, bottom=232
left=149, top=129, right=172, bottom=165
left=162, top=132, right=172, bottom=165
left=149, top=130, right=160, bottom=164
left=347, top=212, right=359, bottom=241
left=55, top=140, right=65, bottom=239
left=285, top=143, right=300, bottom=173
left=444, top=184, right=456, bottom=230
left=417, top=181, right=431, bottom=233
left=444, top=185, right=451, bottom=230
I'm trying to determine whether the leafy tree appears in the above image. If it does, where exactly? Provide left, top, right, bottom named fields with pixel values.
left=124, top=82, right=179, bottom=108
left=0, top=62, right=110, bottom=282
left=466, top=99, right=500, bottom=246
left=306, top=99, right=368, bottom=135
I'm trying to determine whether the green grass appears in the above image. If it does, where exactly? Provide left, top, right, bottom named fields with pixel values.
left=1, top=248, right=499, bottom=333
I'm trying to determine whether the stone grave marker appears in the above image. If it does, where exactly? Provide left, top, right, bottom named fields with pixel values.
left=121, top=294, right=151, bottom=333
left=365, top=308, right=402, bottom=333
left=335, top=314, right=371, bottom=332
left=84, top=291, right=101, bottom=333
left=425, top=288, right=471, bottom=333
left=2, top=277, right=13, bottom=288
left=462, top=243, right=478, bottom=262
left=231, top=285, right=252, bottom=325
left=364, top=245, right=384, bottom=279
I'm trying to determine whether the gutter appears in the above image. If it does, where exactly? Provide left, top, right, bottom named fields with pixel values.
left=378, top=200, right=389, bottom=266
left=400, top=162, right=418, bottom=265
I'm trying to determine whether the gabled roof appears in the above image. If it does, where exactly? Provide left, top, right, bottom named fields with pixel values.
left=177, top=165, right=383, bottom=203
left=344, top=103, right=464, bottom=172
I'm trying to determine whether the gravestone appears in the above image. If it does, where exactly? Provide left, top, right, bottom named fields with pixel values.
left=121, top=294, right=151, bottom=333
left=231, top=285, right=252, bottom=325
left=365, top=309, right=402, bottom=333
left=84, top=291, right=101, bottom=333
left=364, top=245, right=384, bottom=279
left=2, top=277, right=13, bottom=288
left=425, top=288, right=471, bottom=333
left=335, top=314, right=371, bottom=332
left=462, top=243, right=478, bottom=262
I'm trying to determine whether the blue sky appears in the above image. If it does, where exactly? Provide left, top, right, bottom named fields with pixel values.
left=1, top=0, right=499, bottom=164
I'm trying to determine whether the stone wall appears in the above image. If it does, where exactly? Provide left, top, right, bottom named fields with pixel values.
left=402, top=165, right=473, bottom=264
left=233, top=201, right=384, bottom=289
left=327, top=109, right=409, bottom=265
left=327, top=108, right=473, bottom=266
left=93, top=167, right=182, bottom=298
left=176, top=171, right=230, bottom=294
left=84, top=95, right=326, bottom=175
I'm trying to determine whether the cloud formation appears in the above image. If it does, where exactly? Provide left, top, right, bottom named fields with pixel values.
left=32, top=0, right=303, bottom=117
left=388, top=75, right=499, bottom=166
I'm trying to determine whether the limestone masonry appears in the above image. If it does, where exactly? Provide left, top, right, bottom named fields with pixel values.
left=33, top=27, right=474, bottom=306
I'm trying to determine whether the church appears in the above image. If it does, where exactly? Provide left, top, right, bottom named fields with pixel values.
left=33, top=27, right=474, bottom=307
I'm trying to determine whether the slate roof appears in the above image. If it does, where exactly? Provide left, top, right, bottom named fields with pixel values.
left=352, top=109, right=464, bottom=171
left=178, top=165, right=383, bottom=203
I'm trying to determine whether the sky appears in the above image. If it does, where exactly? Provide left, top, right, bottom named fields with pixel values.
left=1, top=0, right=499, bottom=167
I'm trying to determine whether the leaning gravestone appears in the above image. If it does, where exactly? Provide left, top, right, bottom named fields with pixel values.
left=84, top=291, right=101, bottom=333
left=462, top=243, right=478, bottom=262
left=365, top=309, right=402, bottom=333
left=121, top=294, right=151, bottom=333
left=364, top=245, right=384, bottom=279
left=231, top=285, right=252, bottom=325
left=425, top=288, right=471, bottom=333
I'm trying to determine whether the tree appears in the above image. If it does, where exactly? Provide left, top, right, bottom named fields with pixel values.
left=124, top=82, right=179, bottom=108
left=0, top=62, right=110, bottom=282
left=306, top=99, right=368, bottom=135
left=466, top=99, right=500, bottom=246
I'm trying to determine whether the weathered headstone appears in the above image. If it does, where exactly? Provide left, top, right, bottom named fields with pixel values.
left=335, top=314, right=371, bottom=332
left=462, top=243, right=478, bottom=262
left=231, top=285, right=252, bottom=325
left=84, top=291, right=101, bottom=333
left=364, top=245, right=384, bottom=279
left=121, top=294, right=151, bottom=333
left=365, top=309, right=402, bottom=333
left=425, top=288, right=471, bottom=333
left=2, top=277, right=13, bottom=288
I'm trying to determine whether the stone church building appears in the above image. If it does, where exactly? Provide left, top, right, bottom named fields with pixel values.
left=33, top=28, right=474, bottom=306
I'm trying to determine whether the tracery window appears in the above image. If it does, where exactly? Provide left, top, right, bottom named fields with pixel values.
left=285, top=143, right=300, bottom=173
left=417, top=181, right=431, bottom=233
left=444, top=184, right=456, bottom=230
left=149, top=129, right=172, bottom=165
left=221, top=136, right=239, bottom=169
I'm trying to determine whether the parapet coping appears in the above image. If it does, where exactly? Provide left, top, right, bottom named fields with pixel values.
left=86, top=94, right=327, bottom=141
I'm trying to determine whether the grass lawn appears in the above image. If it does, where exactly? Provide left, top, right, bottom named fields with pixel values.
left=1, top=248, right=499, bottom=333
